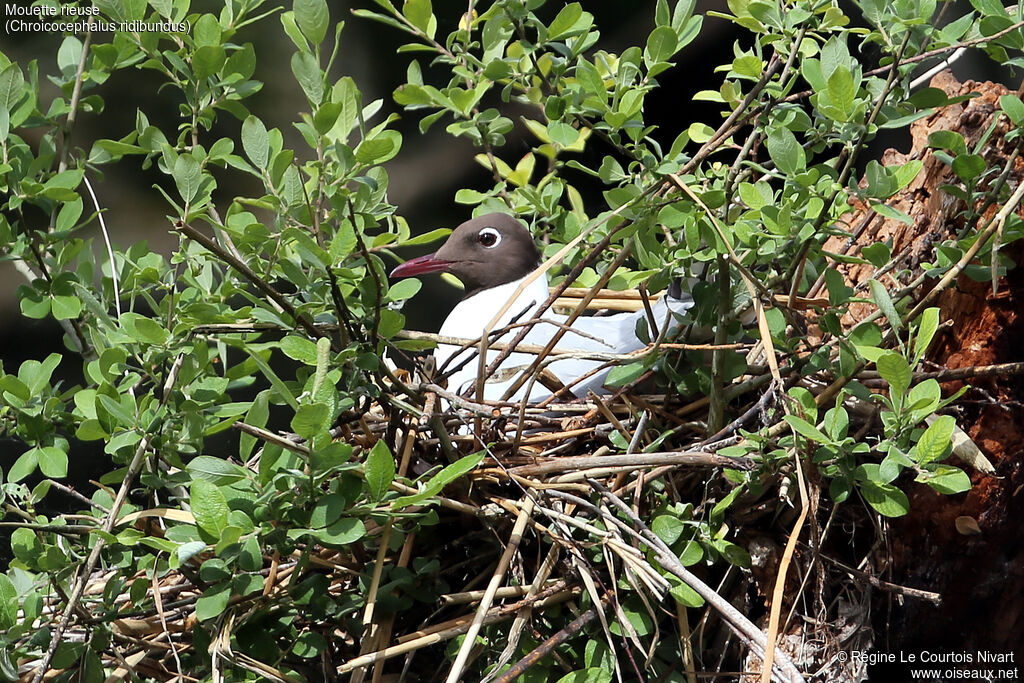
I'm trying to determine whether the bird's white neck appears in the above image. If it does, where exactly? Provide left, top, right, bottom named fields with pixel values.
left=438, top=274, right=551, bottom=342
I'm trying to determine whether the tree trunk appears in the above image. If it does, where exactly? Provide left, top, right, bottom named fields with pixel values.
left=828, top=70, right=1024, bottom=676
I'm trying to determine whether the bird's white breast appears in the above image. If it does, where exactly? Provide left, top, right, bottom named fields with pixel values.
left=433, top=274, right=693, bottom=404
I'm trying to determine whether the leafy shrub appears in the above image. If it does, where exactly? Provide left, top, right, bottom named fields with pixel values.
left=1, top=0, right=1021, bottom=680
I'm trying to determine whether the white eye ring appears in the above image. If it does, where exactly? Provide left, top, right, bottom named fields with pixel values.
left=479, top=227, right=502, bottom=248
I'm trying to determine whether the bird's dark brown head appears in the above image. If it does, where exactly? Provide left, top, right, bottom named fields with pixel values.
left=390, top=213, right=541, bottom=297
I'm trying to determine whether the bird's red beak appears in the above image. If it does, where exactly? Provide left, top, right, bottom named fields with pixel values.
left=389, top=252, right=453, bottom=278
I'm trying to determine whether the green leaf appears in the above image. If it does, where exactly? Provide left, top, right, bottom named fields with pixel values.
left=175, top=541, right=207, bottom=565
left=928, top=130, right=967, bottom=156
left=120, top=312, right=169, bottom=346
left=51, top=294, right=82, bottom=320
left=314, top=517, right=365, bottom=546
left=1000, top=94, right=1024, bottom=125
left=10, top=527, right=41, bottom=564
left=861, top=242, right=891, bottom=268
left=377, top=308, right=405, bottom=338
left=766, top=126, right=805, bottom=175
left=0, top=374, right=30, bottom=402
left=823, top=405, right=849, bottom=441
left=825, top=67, right=855, bottom=120
left=193, top=13, right=220, bottom=46
left=917, top=465, right=971, bottom=495
left=291, top=51, right=324, bottom=105
left=970, top=0, right=1010, bottom=16
left=293, top=631, right=327, bottom=658
left=310, top=441, right=352, bottom=473
left=555, top=668, right=613, bottom=683
left=915, top=414, right=955, bottom=464
left=669, top=576, right=704, bottom=607
left=247, top=350, right=299, bottom=410
left=952, top=154, right=986, bottom=183
left=907, top=379, right=940, bottom=413
left=281, top=335, right=319, bottom=364
left=737, top=181, right=772, bottom=210
left=644, top=25, right=678, bottom=65
left=784, top=414, right=830, bottom=444
left=239, top=391, right=270, bottom=460
left=687, top=121, right=714, bottom=143
left=913, top=307, right=939, bottom=364
left=241, top=115, right=269, bottom=169
left=651, top=514, right=685, bottom=545
left=861, top=480, right=909, bottom=517
left=97, top=394, right=135, bottom=427
left=679, top=539, right=703, bottom=566
left=876, top=352, right=911, bottom=403
left=190, top=479, right=229, bottom=538
left=403, top=0, right=434, bottom=36
left=37, top=446, right=68, bottom=478
left=849, top=322, right=882, bottom=348
left=392, top=452, right=484, bottom=508
left=186, top=456, right=251, bottom=485
left=313, top=101, right=342, bottom=134
left=355, top=136, right=395, bottom=164
left=710, top=483, right=744, bottom=529
left=172, top=154, right=201, bottom=203
left=8, top=448, right=39, bottom=482
left=547, top=121, right=578, bottom=147
left=868, top=279, right=902, bottom=331
left=18, top=286, right=50, bottom=319
left=386, top=278, right=421, bottom=302
left=787, top=387, right=817, bottom=423
left=0, top=574, right=18, bottom=629
left=0, top=62, right=25, bottom=114
left=294, top=0, right=329, bottom=45
left=55, top=197, right=83, bottom=233
left=605, top=361, right=647, bottom=387
left=195, top=583, right=231, bottom=621
left=364, top=440, right=395, bottom=501
left=548, top=3, right=583, bottom=39
left=292, top=402, right=330, bottom=440
left=309, top=493, right=346, bottom=528
left=871, top=202, right=913, bottom=226
left=280, top=10, right=310, bottom=51
left=192, top=45, right=226, bottom=79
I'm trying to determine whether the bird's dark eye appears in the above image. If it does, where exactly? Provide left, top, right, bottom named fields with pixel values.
left=478, top=227, right=501, bottom=248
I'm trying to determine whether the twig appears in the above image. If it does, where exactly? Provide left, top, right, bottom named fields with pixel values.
left=904, top=177, right=1024, bottom=328
left=490, top=592, right=610, bottom=683
left=760, top=445, right=810, bottom=683
left=813, top=550, right=942, bottom=604
left=440, top=583, right=558, bottom=606
left=336, top=588, right=573, bottom=673
left=31, top=353, right=186, bottom=683
left=445, top=496, right=535, bottom=682
left=47, top=480, right=109, bottom=513
left=498, top=451, right=755, bottom=477
left=82, top=174, right=121, bottom=320
left=586, top=480, right=807, bottom=683
left=232, top=421, right=478, bottom=515
left=174, top=221, right=328, bottom=344
left=499, top=236, right=637, bottom=402
left=56, top=19, right=93, bottom=173
left=861, top=361, right=1024, bottom=382
left=482, top=548, right=563, bottom=682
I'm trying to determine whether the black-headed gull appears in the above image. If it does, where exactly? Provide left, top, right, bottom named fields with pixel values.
left=390, top=214, right=692, bottom=403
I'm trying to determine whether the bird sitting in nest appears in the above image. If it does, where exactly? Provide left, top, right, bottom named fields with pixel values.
left=390, top=213, right=693, bottom=404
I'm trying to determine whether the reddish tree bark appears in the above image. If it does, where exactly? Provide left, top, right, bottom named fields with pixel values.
left=828, top=71, right=1024, bottom=673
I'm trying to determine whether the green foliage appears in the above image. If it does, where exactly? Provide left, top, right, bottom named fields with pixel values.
left=0, top=0, right=1021, bottom=678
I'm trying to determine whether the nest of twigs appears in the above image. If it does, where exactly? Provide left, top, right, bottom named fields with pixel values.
left=22, top=71, right=1024, bottom=683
